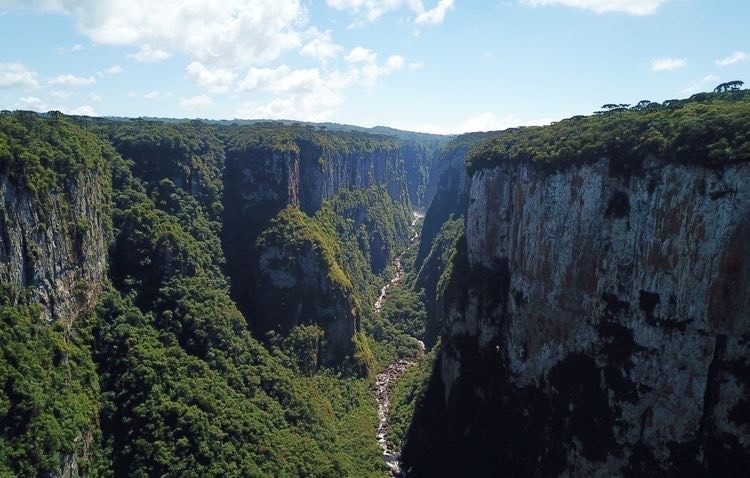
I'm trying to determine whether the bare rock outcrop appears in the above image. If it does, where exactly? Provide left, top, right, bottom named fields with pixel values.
left=0, top=169, right=109, bottom=324
left=404, top=157, right=750, bottom=476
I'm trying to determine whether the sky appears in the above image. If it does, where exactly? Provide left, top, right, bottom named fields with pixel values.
left=0, top=0, right=748, bottom=134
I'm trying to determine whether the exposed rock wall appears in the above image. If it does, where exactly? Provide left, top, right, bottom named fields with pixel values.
left=0, top=171, right=109, bottom=324
left=404, top=157, right=750, bottom=476
left=256, top=234, right=360, bottom=365
left=223, top=142, right=410, bottom=256
left=414, top=134, right=502, bottom=350
left=414, top=145, right=470, bottom=271
left=297, top=145, right=409, bottom=215
left=402, top=142, right=442, bottom=211
left=223, top=137, right=417, bottom=364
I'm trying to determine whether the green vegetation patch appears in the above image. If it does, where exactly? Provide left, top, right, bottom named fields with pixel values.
left=0, top=285, right=100, bottom=477
left=0, top=112, right=110, bottom=196
left=225, top=122, right=402, bottom=157
left=468, top=90, right=750, bottom=173
left=388, top=346, right=439, bottom=450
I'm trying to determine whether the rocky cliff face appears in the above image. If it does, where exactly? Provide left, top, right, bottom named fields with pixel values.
left=297, top=145, right=409, bottom=215
left=223, top=130, right=418, bottom=365
left=404, top=156, right=750, bottom=476
left=414, top=133, right=502, bottom=349
left=414, top=144, right=470, bottom=270
left=224, top=138, right=410, bottom=226
left=0, top=113, right=112, bottom=478
left=255, top=209, right=361, bottom=365
left=401, top=142, right=442, bottom=211
left=0, top=167, right=109, bottom=324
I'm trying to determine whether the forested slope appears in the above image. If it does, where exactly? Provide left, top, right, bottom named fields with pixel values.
left=0, top=112, right=438, bottom=477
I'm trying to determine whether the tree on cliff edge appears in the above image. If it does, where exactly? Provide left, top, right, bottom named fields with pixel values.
left=714, top=80, right=744, bottom=92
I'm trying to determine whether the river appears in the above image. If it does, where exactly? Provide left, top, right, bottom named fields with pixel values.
left=372, top=211, right=425, bottom=476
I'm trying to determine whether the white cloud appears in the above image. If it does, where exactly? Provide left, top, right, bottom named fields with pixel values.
left=326, top=0, right=454, bottom=26
left=5, top=0, right=305, bottom=68
left=12, top=96, right=47, bottom=112
left=300, top=28, right=343, bottom=62
left=101, top=65, right=123, bottom=75
left=679, top=74, right=720, bottom=95
left=48, top=74, right=96, bottom=86
left=236, top=93, right=342, bottom=123
left=57, top=43, right=86, bottom=54
left=127, top=45, right=172, bottom=63
left=408, top=62, right=424, bottom=71
left=350, top=49, right=405, bottom=86
left=459, top=113, right=553, bottom=133
left=342, top=47, right=404, bottom=86
left=238, top=66, right=324, bottom=96
left=88, top=93, right=103, bottom=103
left=69, top=105, right=97, bottom=116
left=394, top=113, right=554, bottom=135
left=1, top=1, right=416, bottom=121
left=327, top=0, right=404, bottom=24
left=346, top=46, right=378, bottom=64
left=180, top=94, right=213, bottom=110
left=520, top=0, right=669, bottom=15
left=414, top=0, right=454, bottom=25
left=186, top=62, right=237, bottom=93
left=716, top=51, right=749, bottom=67
left=0, top=63, right=39, bottom=89
left=651, top=57, right=686, bottom=72
left=11, top=94, right=98, bottom=116
left=386, top=55, right=405, bottom=71
left=235, top=49, right=406, bottom=121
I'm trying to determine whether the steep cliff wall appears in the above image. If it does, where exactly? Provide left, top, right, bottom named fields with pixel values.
left=297, top=142, right=409, bottom=215
left=0, top=173, right=108, bottom=324
left=414, top=133, right=502, bottom=349
left=223, top=127, right=410, bottom=226
left=222, top=126, right=417, bottom=365
left=401, top=141, right=443, bottom=210
left=404, top=95, right=750, bottom=476
left=0, top=114, right=110, bottom=324
left=0, top=113, right=111, bottom=478
left=254, top=207, right=362, bottom=365
left=414, top=143, right=470, bottom=270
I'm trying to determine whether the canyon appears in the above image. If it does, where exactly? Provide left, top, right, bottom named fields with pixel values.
left=1, top=90, right=749, bottom=477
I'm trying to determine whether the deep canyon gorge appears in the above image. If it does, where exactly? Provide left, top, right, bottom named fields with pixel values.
left=1, top=89, right=749, bottom=477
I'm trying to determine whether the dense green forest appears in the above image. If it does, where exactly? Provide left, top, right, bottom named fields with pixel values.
left=0, top=112, right=432, bottom=477
left=0, top=285, right=100, bottom=476
left=468, top=90, right=750, bottom=172
left=2, top=86, right=748, bottom=477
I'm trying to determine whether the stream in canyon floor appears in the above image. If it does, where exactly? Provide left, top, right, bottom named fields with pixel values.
left=373, top=211, right=425, bottom=476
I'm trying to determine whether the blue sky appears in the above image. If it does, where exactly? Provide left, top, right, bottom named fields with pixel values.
left=0, top=0, right=748, bottom=133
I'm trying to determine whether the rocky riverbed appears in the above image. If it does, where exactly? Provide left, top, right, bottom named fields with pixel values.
left=374, top=360, right=416, bottom=476
left=372, top=211, right=425, bottom=476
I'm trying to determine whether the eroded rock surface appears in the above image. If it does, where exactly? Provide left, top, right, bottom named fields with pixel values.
left=404, top=157, right=750, bottom=476
left=0, top=171, right=108, bottom=324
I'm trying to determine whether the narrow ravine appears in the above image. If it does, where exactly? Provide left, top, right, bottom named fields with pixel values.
left=373, top=211, right=425, bottom=476
left=373, top=257, right=403, bottom=313
left=374, top=360, right=415, bottom=476
left=374, top=211, right=424, bottom=313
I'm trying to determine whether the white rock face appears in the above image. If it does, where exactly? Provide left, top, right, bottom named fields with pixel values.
left=437, top=157, right=750, bottom=474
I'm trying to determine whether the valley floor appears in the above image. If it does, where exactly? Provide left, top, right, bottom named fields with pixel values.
left=372, top=211, right=426, bottom=476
